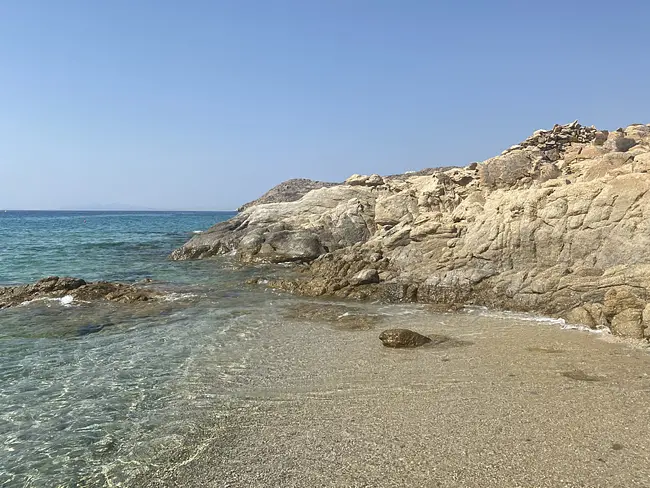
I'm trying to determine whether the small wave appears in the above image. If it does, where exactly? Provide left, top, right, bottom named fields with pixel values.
left=464, top=306, right=615, bottom=335
left=464, top=307, right=566, bottom=326
left=561, top=322, right=611, bottom=335
left=19, top=295, right=75, bottom=307
left=161, top=292, right=197, bottom=302
left=192, top=230, right=203, bottom=234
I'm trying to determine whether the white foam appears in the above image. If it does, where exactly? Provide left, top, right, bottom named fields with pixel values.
left=19, top=295, right=76, bottom=307
left=162, top=292, right=197, bottom=302
left=561, top=322, right=611, bottom=335
left=465, top=307, right=566, bottom=326
left=192, top=230, right=203, bottom=234
left=464, top=306, right=613, bottom=335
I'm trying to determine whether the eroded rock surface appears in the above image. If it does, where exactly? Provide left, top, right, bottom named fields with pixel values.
left=0, top=276, right=161, bottom=309
left=172, top=185, right=377, bottom=262
left=173, top=122, right=650, bottom=339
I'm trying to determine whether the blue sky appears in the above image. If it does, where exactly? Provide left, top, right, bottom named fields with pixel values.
left=1, top=1, right=649, bottom=210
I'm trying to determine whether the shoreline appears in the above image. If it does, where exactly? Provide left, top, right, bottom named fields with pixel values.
left=131, top=303, right=650, bottom=487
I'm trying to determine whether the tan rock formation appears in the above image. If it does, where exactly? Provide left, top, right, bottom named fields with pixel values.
left=173, top=122, right=650, bottom=339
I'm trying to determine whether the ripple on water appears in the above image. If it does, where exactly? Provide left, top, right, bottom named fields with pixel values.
left=0, top=286, right=274, bottom=486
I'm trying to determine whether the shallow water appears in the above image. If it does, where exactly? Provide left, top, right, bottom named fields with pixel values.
left=2, top=212, right=650, bottom=487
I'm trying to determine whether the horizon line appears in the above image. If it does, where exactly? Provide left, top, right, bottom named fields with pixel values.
left=0, top=208, right=237, bottom=212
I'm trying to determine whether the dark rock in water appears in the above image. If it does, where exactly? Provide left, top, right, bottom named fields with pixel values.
left=0, top=276, right=162, bottom=309
left=29, top=276, right=86, bottom=294
left=379, top=328, right=432, bottom=348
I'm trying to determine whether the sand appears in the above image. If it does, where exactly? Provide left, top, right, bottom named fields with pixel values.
left=135, top=305, right=650, bottom=487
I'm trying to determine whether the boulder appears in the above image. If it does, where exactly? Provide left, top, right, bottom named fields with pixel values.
left=375, top=192, right=418, bottom=226
left=379, top=329, right=432, bottom=348
left=604, top=133, right=637, bottom=152
left=346, top=174, right=370, bottom=186
left=350, top=269, right=380, bottom=286
left=610, top=309, right=645, bottom=339
left=345, top=174, right=385, bottom=186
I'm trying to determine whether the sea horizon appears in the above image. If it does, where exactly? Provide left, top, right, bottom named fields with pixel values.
left=1, top=208, right=237, bottom=213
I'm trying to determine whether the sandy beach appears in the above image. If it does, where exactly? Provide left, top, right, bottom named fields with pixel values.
left=135, top=305, right=650, bottom=487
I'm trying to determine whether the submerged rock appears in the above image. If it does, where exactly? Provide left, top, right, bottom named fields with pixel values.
left=283, top=302, right=384, bottom=330
left=379, top=329, right=432, bottom=348
left=0, top=276, right=162, bottom=309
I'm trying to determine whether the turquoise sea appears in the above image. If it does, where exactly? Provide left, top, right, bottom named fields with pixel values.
left=0, top=211, right=453, bottom=487
left=4, top=211, right=643, bottom=487
left=3, top=211, right=452, bottom=487
left=0, top=211, right=263, bottom=486
left=0, top=211, right=235, bottom=286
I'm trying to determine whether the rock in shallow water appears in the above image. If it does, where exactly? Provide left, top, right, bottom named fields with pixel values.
left=0, top=276, right=162, bottom=309
left=379, top=328, right=432, bottom=348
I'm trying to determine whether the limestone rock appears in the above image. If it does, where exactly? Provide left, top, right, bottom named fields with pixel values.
left=610, top=309, right=645, bottom=339
left=379, top=329, right=432, bottom=348
left=237, top=178, right=337, bottom=212
left=345, top=174, right=385, bottom=186
left=350, top=269, right=380, bottom=286
left=173, top=120, right=650, bottom=340
left=604, top=133, right=637, bottom=153
left=171, top=185, right=377, bottom=262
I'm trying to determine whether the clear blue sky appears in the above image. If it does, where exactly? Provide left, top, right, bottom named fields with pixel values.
left=1, top=1, right=649, bottom=210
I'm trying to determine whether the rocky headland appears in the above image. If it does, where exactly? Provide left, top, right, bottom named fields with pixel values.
left=172, top=122, right=650, bottom=340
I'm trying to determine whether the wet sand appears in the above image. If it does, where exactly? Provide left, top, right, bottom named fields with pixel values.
left=136, top=305, right=650, bottom=487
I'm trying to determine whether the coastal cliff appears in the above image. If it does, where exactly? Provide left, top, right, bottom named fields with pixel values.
left=172, top=122, right=650, bottom=339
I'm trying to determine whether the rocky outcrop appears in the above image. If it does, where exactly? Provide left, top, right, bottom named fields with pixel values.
left=0, top=276, right=162, bottom=309
left=237, top=178, right=337, bottom=212
left=172, top=184, right=378, bottom=262
left=173, top=122, right=650, bottom=339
